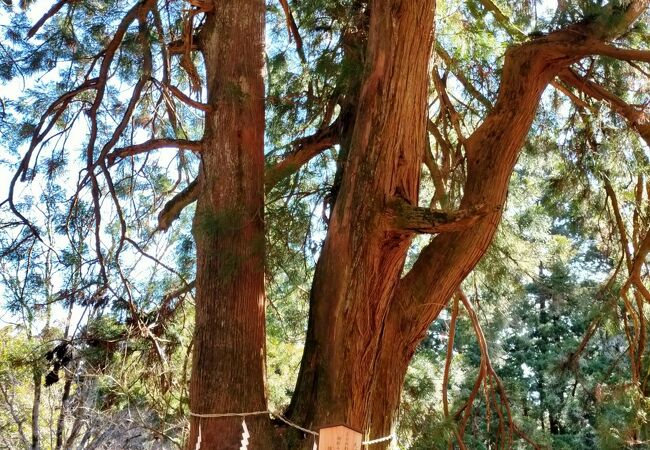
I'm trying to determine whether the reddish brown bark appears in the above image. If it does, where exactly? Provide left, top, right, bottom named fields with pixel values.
left=181, top=0, right=649, bottom=448
left=287, top=0, right=436, bottom=435
left=287, top=4, right=650, bottom=449
left=367, top=23, right=648, bottom=445
left=187, top=1, right=271, bottom=449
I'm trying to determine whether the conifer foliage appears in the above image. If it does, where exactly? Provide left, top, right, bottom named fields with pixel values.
left=0, top=0, right=649, bottom=449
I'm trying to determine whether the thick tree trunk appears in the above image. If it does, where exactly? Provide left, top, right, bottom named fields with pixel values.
left=370, top=40, right=576, bottom=444
left=187, top=1, right=272, bottom=449
left=288, top=0, right=436, bottom=436
left=290, top=15, right=619, bottom=448
left=366, top=32, right=596, bottom=445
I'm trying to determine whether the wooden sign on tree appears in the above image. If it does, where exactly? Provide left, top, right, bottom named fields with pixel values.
left=318, top=425, right=362, bottom=450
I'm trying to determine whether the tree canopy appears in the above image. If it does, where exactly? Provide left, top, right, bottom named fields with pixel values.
left=0, top=0, right=649, bottom=449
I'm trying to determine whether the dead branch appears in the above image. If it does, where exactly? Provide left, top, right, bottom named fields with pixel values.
left=388, top=199, right=498, bottom=234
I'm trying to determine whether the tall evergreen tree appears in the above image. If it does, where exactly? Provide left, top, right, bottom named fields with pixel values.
left=1, top=1, right=649, bottom=449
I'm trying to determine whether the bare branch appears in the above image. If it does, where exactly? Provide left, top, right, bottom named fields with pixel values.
left=157, top=179, right=199, bottom=231
left=107, top=139, right=202, bottom=165
left=27, top=0, right=69, bottom=38
left=265, top=124, right=339, bottom=193
left=442, top=296, right=459, bottom=420
left=162, top=81, right=211, bottom=112
left=278, top=0, right=306, bottom=63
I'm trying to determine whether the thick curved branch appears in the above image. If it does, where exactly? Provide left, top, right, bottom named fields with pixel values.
left=157, top=179, right=199, bottom=231
left=388, top=199, right=496, bottom=234
left=106, top=138, right=202, bottom=165
left=477, top=0, right=649, bottom=102
left=265, top=124, right=339, bottom=193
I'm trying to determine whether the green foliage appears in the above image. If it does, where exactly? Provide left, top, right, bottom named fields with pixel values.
left=0, top=0, right=649, bottom=448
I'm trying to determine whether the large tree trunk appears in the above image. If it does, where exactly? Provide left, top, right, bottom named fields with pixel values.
left=182, top=0, right=646, bottom=448
left=366, top=30, right=603, bottom=445
left=288, top=0, right=436, bottom=435
left=289, top=7, right=620, bottom=448
left=187, top=1, right=272, bottom=449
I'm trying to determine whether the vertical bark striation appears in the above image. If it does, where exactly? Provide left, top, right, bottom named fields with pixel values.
left=288, top=0, right=436, bottom=433
left=188, top=1, right=270, bottom=449
left=367, top=35, right=602, bottom=442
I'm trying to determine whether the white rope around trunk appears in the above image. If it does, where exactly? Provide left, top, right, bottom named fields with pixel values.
left=189, top=410, right=395, bottom=448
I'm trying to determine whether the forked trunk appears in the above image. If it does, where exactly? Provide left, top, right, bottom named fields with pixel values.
left=291, top=10, right=596, bottom=450
left=287, top=0, right=436, bottom=437
left=185, top=0, right=641, bottom=448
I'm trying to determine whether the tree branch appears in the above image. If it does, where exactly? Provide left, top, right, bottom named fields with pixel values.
left=278, top=0, right=306, bottom=63
left=265, top=124, right=339, bottom=193
left=157, top=179, right=199, bottom=231
left=559, top=68, right=650, bottom=142
left=167, top=37, right=200, bottom=55
left=590, top=41, right=650, bottom=63
left=163, top=81, right=211, bottom=112
left=434, top=43, right=493, bottom=109
left=27, top=0, right=69, bottom=38
left=593, top=0, right=650, bottom=39
left=476, top=0, right=650, bottom=104
left=106, top=138, right=202, bottom=165
left=388, top=199, right=497, bottom=234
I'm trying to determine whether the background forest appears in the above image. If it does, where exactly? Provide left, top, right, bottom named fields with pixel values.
left=0, top=0, right=649, bottom=449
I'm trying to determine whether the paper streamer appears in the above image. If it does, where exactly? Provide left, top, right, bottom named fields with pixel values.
left=194, top=423, right=202, bottom=450
left=240, top=419, right=250, bottom=450
left=188, top=409, right=395, bottom=448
